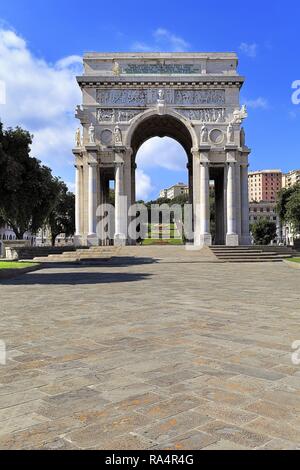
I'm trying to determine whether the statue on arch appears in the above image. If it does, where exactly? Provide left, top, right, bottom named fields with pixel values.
left=75, top=128, right=81, bottom=147
left=231, top=105, right=248, bottom=124
left=201, top=125, right=208, bottom=144
left=112, top=60, right=121, bottom=76
left=158, top=89, right=164, bottom=101
left=88, top=123, right=95, bottom=144
left=227, top=123, right=234, bottom=143
left=114, top=124, right=123, bottom=145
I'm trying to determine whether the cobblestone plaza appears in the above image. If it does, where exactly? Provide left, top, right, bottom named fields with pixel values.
left=0, top=247, right=299, bottom=450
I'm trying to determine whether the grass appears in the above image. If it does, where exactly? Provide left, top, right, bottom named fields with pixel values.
left=141, top=238, right=183, bottom=246
left=289, top=258, right=300, bottom=263
left=0, top=261, right=39, bottom=270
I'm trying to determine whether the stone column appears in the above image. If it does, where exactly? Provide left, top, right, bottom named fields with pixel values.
left=187, top=162, right=193, bottom=205
left=194, top=148, right=212, bottom=247
left=74, top=165, right=81, bottom=237
left=88, top=162, right=97, bottom=240
left=226, top=149, right=239, bottom=246
left=114, top=155, right=127, bottom=246
left=236, top=162, right=242, bottom=239
left=240, top=163, right=251, bottom=245
left=215, top=170, right=225, bottom=245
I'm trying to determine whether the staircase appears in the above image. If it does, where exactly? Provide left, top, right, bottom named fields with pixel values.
left=210, top=245, right=295, bottom=263
left=32, top=246, right=119, bottom=264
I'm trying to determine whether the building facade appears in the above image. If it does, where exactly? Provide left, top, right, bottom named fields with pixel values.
left=282, top=169, right=300, bottom=188
left=159, top=183, right=189, bottom=200
left=73, top=52, right=251, bottom=247
left=248, top=169, right=282, bottom=203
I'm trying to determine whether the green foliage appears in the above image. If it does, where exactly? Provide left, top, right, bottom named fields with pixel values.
left=276, top=184, right=300, bottom=237
left=47, top=181, right=75, bottom=246
left=0, top=122, right=60, bottom=239
left=285, top=189, right=300, bottom=234
left=250, top=219, right=277, bottom=245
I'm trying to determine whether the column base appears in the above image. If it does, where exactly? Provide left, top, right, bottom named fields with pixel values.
left=226, top=233, right=239, bottom=246
left=74, top=235, right=83, bottom=247
left=87, top=234, right=98, bottom=246
left=194, top=233, right=212, bottom=247
left=240, top=234, right=251, bottom=246
left=114, top=233, right=127, bottom=246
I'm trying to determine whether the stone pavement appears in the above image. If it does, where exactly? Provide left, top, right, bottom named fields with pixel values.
left=0, top=246, right=299, bottom=450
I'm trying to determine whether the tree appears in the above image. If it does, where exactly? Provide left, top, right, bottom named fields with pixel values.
left=250, top=219, right=277, bottom=245
left=285, top=190, right=300, bottom=235
left=47, top=182, right=75, bottom=246
left=276, top=184, right=300, bottom=236
left=0, top=123, right=59, bottom=239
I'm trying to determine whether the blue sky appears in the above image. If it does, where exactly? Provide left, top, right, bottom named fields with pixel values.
left=0, top=0, right=299, bottom=200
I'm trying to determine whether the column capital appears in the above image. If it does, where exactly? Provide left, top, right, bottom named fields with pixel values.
left=85, top=144, right=100, bottom=155
left=88, top=161, right=98, bottom=168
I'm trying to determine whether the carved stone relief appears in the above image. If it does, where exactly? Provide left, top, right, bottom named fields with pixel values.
left=96, top=89, right=225, bottom=107
left=176, top=108, right=225, bottom=122
left=209, top=129, right=224, bottom=145
left=100, top=129, right=113, bottom=145
left=97, top=108, right=142, bottom=123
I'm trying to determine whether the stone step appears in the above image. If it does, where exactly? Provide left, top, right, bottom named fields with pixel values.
left=219, top=258, right=285, bottom=263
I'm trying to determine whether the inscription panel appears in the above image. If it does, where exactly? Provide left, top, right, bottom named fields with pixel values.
left=124, top=64, right=200, bottom=74
left=96, top=89, right=225, bottom=107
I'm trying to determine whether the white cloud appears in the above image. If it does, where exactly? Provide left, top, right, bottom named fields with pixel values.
left=0, top=28, right=82, bottom=181
left=136, top=137, right=187, bottom=171
left=135, top=169, right=154, bottom=201
left=239, top=42, right=258, bottom=58
left=132, top=28, right=189, bottom=52
left=243, top=97, right=268, bottom=109
left=153, top=28, right=190, bottom=52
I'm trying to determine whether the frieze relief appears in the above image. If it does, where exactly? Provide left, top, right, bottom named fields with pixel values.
left=97, top=108, right=143, bottom=123
left=175, top=108, right=226, bottom=123
left=96, top=89, right=225, bottom=107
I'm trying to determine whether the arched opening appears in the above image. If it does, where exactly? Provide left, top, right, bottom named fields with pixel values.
left=129, top=114, right=194, bottom=244
left=130, top=114, right=194, bottom=206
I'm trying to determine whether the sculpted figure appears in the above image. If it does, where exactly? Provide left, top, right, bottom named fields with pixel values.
left=112, top=61, right=121, bottom=76
left=158, top=89, right=164, bottom=101
left=231, top=105, right=248, bottom=124
left=227, top=123, right=234, bottom=143
left=75, top=128, right=81, bottom=147
left=114, top=125, right=123, bottom=145
left=88, top=123, right=95, bottom=144
left=201, top=125, right=208, bottom=143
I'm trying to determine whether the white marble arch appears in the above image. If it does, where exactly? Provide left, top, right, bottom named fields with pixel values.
left=125, top=107, right=198, bottom=150
left=73, top=52, right=251, bottom=247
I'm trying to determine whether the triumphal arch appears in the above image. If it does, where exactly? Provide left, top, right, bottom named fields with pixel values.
left=73, top=53, right=251, bottom=246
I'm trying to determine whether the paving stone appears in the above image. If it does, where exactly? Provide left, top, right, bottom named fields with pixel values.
left=194, top=398, right=257, bottom=426
left=152, top=430, right=218, bottom=450
left=137, top=395, right=201, bottom=420
left=0, top=416, right=83, bottom=449
left=199, top=420, right=271, bottom=448
left=243, top=416, right=300, bottom=442
left=65, top=413, right=154, bottom=448
left=136, top=410, right=212, bottom=443
left=0, top=250, right=300, bottom=449
left=245, top=400, right=295, bottom=421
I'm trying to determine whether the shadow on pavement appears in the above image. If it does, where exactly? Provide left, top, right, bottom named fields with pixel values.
left=1, top=271, right=152, bottom=286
